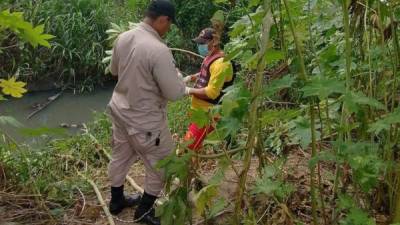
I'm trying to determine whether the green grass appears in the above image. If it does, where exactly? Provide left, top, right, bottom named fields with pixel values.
left=168, top=98, right=191, bottom=136
left=0, top=99, right=191, bottom=202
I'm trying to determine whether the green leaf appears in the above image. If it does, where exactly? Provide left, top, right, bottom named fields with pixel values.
left=156, top=188, right=189, bottom=225
left=264, top=49, right=284, bottom=64
left=156, top=152, right=192, bottom=191
left=249, top=8, right=266, bottom=25
left=229, top=16, right=250, bottom=38
left=0, top=77, right=27, bottom=98
left=308, top=151, right=337, bottom=169
left=209, top=158, right=229, bottom=185
left=190, top=108, right=210, bottom=127
left=291, top=116, right=320, bottom=149
left=265, top=75, right=296, bottom=97
left=207, top=198, right=227, bottom=219
left=301, top=76, right=345, bottom=100
left=263, top=165, right=278, bottom=178
left=195, top=185, right=219, bottom=215
left=395, top=7, right=400, bottom=20
left=220, top=84, right=251, bottom=119
left=224, top=47, right=244, bottom=62
left=0, top=10, right=54, bottom=48
left=243, top=211, right=258, bottom=225
left=252, top=177, right=280, bottom=196
left=343, top=91, right=385, bottom=114
left=0, top=116, right=23, bottom=128
left=224, top=41, right=246, bottom=61
left=248, top=0, right=261, bottom=7
left=204, top=129, right=226, bottom=144
left=319, top=44, right=338, bottom=63
left=335, top=141, right=381, bottom=192
left=303, top=0, right=317, bottom=10
left=175, top=197, right=187, bottom=225
left=221, top=98, right=239, bottom=116
left=251, top=165, right=293, bottom=200
left=229, top=23, right=246, bottom=38
left=338, top=194, right=355, bottom=210
left=19, top=24, right=55, bottom=48
left=218, top=85, right=250, bottom=138
left=218, top=117, right=241, bottom=137
left=0, top=94, right=6, bottom=101
left=260, top=109, right=300, bottom=126
left=244, top=52, right=259, bottom=70
left=369, top=108, right=400, bottom=134
left=211, top=10, right=225, bottom=24
left=0, top=10, right=30, bottom=32
left=340, top=207, right=376, bottom=225
left=156, top=201, right=174, bottom=225
left=213, top=0, right=228, bottom=4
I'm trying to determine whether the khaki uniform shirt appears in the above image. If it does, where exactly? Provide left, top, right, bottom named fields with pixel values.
left=108, top=22, right=185, bottom=134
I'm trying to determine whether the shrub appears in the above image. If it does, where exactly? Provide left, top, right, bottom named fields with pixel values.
left=0, top=0, right=132, bottom=92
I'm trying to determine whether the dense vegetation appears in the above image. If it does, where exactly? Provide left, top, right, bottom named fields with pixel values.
left=1, top=0, right=400, bottom=225
left=0, top=0, right=216, bottom=91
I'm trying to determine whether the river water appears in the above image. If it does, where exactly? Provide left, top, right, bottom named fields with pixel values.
left=0, top=86, right=114, bottom=143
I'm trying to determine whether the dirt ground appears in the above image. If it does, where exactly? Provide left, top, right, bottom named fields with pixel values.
left=0, top=147, right=391, bottom=225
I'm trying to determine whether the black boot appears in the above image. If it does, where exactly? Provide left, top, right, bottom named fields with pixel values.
left=109, top=185, right=141, bottom=215
left=134, top=192, right=160, bottom=225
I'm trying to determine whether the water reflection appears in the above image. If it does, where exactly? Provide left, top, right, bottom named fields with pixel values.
left=0, top=86, right=113, bottom=143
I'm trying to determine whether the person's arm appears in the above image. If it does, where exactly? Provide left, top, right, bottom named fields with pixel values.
left=183, top=72, right=200, bottom=83
left=187, top=87, right=208, bottom=99
left=204, top=60, right=232, bottom=99
left=153, top=49, right=186, bottom=101
left=187, top=59, right=232, bottom=100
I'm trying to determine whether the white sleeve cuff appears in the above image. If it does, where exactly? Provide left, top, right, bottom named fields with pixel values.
left=185, top=87, right=193, bottom=95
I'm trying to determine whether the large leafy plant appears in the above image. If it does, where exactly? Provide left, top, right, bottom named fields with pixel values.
left=0, top=8, right=53, bottom=126
left=0, top=9, right=53, bottom=100
left=156, top=0, right=400, bottom=224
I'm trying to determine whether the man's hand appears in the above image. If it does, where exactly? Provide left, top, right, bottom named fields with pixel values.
left=185, top=87, right=194, bottom=95
left=183, top=72, right=199, bottom=83
left=185, top=87, right=211, bottom=100
left=183, top=76, right=193, bottom=83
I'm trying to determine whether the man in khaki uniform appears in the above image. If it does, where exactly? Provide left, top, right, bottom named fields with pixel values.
left=106, top=1, right=187, bottom=224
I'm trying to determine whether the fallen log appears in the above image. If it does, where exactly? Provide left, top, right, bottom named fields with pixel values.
left=27, top=91, right=63, bottom=119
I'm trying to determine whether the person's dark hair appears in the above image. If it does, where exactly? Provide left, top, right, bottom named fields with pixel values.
left=145, top=0, right=175, bottom=22
left=145, top=10, right=162, bottom=20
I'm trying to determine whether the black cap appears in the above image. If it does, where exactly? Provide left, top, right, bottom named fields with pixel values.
left=193, top=28, right=215, bottom=44
left=146, top=0, right=176, bottom=23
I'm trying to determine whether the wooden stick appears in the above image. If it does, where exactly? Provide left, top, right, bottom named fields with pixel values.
left=194, top=209, right=232, bottom=225
left=170, top=48, right=204, bottom=59
left=76, top=187, right=86, bottom=217
left=192, top=147, right=245, bottom=159
left=78, top=172, right=115, bottom=225
left=126, top=176, right=144, bottom=194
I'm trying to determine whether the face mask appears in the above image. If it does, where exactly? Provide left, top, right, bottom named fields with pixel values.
left=197, top=44, right=209, bottom=57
